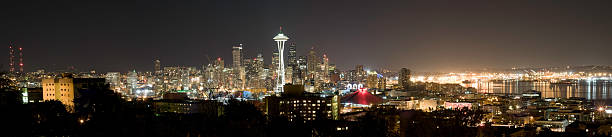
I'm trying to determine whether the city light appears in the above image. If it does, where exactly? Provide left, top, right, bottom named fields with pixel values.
left=3, top=1, right=612, bottom=136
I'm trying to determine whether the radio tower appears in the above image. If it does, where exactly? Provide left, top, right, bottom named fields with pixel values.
left=8, top=42, right=15, bottom=74
left=18, top=47, right=23, bottom=73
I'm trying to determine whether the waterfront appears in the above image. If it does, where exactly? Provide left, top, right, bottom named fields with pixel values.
left=468, top=80, right=612, bottom=104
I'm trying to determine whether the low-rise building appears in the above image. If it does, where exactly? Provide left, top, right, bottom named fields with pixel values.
left=534, top=119, right=569, bottom=132
left=42, top=75, right=106, bottom=112
left=265, top=85, right=340, bottom=122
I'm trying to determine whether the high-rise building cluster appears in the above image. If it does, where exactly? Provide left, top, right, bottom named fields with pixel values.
left=2, top=28, right=419, bottom=111
left=4, top=28, right=416, bottom=100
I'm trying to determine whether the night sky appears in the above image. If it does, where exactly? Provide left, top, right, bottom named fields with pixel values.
left=2, top=0, right=612, bottom=72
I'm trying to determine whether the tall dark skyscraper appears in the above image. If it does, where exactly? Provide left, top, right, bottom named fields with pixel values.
left=288, top=43, right=297, bottom=67
left=287, top=43, right=298, bottom=84
left=398, top=68, right=411, bottom=90
left=295, top=55, right=307, bottom=84
left=154, top=59, right=161, bottom=75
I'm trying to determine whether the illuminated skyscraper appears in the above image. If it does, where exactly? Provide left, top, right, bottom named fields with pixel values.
left=273, top=27, right=289, bottom=92
left=211, top=57, right=225, bottom=89
left=298, top=56, right=307, bottom=70
left=285, top=66, right=293, bottom=84
left=244, top=59, right=254, bottom=87
left=293, top=56, right=307, bottom=84
left=214, top=57, right=224, bottom=69
left=127, top=70, right=138, bottom=95
left=232, top=44, right=245, bottom=89
left=255, top=53, right=264, bottom=77
left=271, top=49, right=279, bottom=80
left=307, top=47, right=319, bottom=80
left=366, top=71, right=385, bottom=90
left=322, top=54, right=329, bottom=82
left=232, top=44, right=243, bottom=69
left=253, top=53, right=265, bottom=89
left=355, top=65, right=365, bottom=82
left=287, top=43, right=298, bottom=84
left=105, top=72, right=121, bottom=93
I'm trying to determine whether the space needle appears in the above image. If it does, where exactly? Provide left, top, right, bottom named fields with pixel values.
left=274, top=26, right=289, bottom=93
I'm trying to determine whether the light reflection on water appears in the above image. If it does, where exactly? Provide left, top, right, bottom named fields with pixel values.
left=465, top=80, right=612, bottom=104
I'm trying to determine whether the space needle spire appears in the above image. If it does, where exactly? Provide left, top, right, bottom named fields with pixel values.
left=273, top=26, right=289, bottom=92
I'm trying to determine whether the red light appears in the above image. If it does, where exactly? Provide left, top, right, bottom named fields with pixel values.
left=19, top=48, right=22, bottom=50
left=358, top=88, right=368, bottom=93
left=217, top=57, right=221, bottom=61
left=19, top=63, right=23, bottom=66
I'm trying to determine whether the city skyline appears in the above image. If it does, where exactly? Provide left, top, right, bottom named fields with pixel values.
left=3, top=1, right=612, bottom=136
left=3, top=1, right=612, bottom=72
